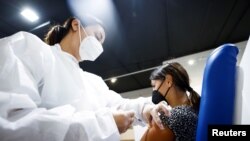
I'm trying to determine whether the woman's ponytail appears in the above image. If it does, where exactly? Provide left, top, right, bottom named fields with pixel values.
left=44, top=17, right=76, bottom=45
left=44, top=25, right=67, bottom=45
left=188, top=87, right=200, bottom=114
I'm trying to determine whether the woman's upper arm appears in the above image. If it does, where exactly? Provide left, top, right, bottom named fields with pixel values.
left=140, top=120, right=175, bottom=141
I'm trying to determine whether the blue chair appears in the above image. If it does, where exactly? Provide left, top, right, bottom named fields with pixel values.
left=196, top=44, right=239, bottom=141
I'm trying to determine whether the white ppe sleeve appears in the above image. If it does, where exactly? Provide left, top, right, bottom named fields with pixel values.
left=106, top=90, right=152, bottom=126
left=0, top=31, right=52, bottom=105
left=0, top=93, right=72, bottom=141
left=85, top=72, right=153, bottom=126
left=0, top=92, right=119, bottom=141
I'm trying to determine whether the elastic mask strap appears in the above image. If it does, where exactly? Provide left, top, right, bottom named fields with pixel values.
left=78, top=21, right=82, bottom=46
left=157, top=79, right=165, bottom=91
left=163, top=86, right=171, bottom=105
left=78, top=20, right=88, bottom=45
left=164, top=86, right=171, bottom=98
left=81, top=25, right=88, bottom=36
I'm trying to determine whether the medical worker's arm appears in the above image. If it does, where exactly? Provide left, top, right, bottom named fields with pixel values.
left=106, top=90, right=154, bottom=126
left=0, top=91, right=120, bottom=141
left=84, top=72, right=154, bottom=126
left=0, top=32, right=121, bottom=141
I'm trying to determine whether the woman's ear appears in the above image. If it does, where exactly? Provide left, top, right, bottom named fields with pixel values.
left=71, top=19, right=80, bottom=32
left=165, top=75, right=173, bottom=87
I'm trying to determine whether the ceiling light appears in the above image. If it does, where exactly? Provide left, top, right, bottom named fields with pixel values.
left=111, top=78, right=117, bottom=83
left=30, top=21, right=50, bottom=31
left=21, top=8, right=39, bottom=22
left=188, top=59, right=195, bottom=66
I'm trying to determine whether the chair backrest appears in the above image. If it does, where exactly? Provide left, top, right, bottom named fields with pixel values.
left=196, top=44, right=239, bottom=141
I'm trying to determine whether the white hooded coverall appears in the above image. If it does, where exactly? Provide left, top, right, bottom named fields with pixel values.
left=0, top=31, right=150, bottom=141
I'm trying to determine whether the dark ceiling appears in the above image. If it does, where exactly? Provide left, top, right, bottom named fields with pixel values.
left=0, top=0, right=249, bottom=93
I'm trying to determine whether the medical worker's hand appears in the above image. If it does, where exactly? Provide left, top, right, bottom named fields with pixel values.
left=141, top=104, right=154, bottom=124
left=149, top=101, right=171, bottom=130
left=113, top=110, right=135, bottom=134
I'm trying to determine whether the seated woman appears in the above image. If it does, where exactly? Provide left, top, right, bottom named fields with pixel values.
left=141, top=62, right=200, bottom=141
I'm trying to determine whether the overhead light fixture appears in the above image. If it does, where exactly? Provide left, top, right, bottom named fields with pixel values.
left=188, top=59, right=195, bottom=66
left=111, top=78, right=117, bottom=83
left=30, top=21, right=50, bottom=31
left=21, top=8, right=39, bottom=22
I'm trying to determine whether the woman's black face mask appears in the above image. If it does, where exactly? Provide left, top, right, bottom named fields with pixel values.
left=151, top=80, right=171, bottom=104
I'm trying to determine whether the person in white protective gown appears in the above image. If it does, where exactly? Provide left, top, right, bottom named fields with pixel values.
left=0, top=17, right=169, bottom=141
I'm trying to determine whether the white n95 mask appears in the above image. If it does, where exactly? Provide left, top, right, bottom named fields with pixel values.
left=79, top=36, right=103, bottom=61
left=78, top=23, right=103, bottom=61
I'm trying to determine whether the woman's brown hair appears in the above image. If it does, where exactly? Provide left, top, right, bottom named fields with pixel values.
left=150, top=62, right=201, bottom=113
left=44, top=17, right=76, bottom=45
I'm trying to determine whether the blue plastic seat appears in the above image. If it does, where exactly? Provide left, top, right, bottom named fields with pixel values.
left=196, top=44, right=239, bottom=141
